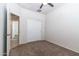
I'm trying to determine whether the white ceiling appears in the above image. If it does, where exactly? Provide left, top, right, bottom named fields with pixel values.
left=18, top=3, right=64, bottom=15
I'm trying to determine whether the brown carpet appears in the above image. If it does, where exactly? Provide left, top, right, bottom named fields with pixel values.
left=9, top=40, right=79, bottom=56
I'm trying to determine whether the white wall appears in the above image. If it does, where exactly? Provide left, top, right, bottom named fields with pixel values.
left=26, top=19, right=42, bottom=42
left=0, top=4, right=6, bottom=56
left=45, top=3, right=79, bottom=53
left=20, top=8, right=45, bottom=44
left=7, top=3, right=45, bottom=55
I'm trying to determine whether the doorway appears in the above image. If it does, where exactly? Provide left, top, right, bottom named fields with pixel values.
left=10, top=13, right=20, bottom=49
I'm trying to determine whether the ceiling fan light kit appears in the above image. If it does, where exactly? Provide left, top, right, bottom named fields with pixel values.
left=37, top=9, right=42, bottom=12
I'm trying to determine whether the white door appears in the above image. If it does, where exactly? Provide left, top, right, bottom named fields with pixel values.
left=27, top=19, right=42, bottom=42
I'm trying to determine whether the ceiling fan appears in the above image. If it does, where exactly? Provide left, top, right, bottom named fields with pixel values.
left=37, top=3, right=54, bottom=12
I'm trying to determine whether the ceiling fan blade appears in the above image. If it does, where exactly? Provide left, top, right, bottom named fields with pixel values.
left=48, top=3, right=54, bottom=7
left=40, top=3, right=43, bottom=9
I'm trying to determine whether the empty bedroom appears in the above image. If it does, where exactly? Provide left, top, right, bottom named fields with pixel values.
left=7, top=3, right=79, bottom=56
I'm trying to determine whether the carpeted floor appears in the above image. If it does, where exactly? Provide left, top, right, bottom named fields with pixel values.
left=9, top=40, right=79, bottom=56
